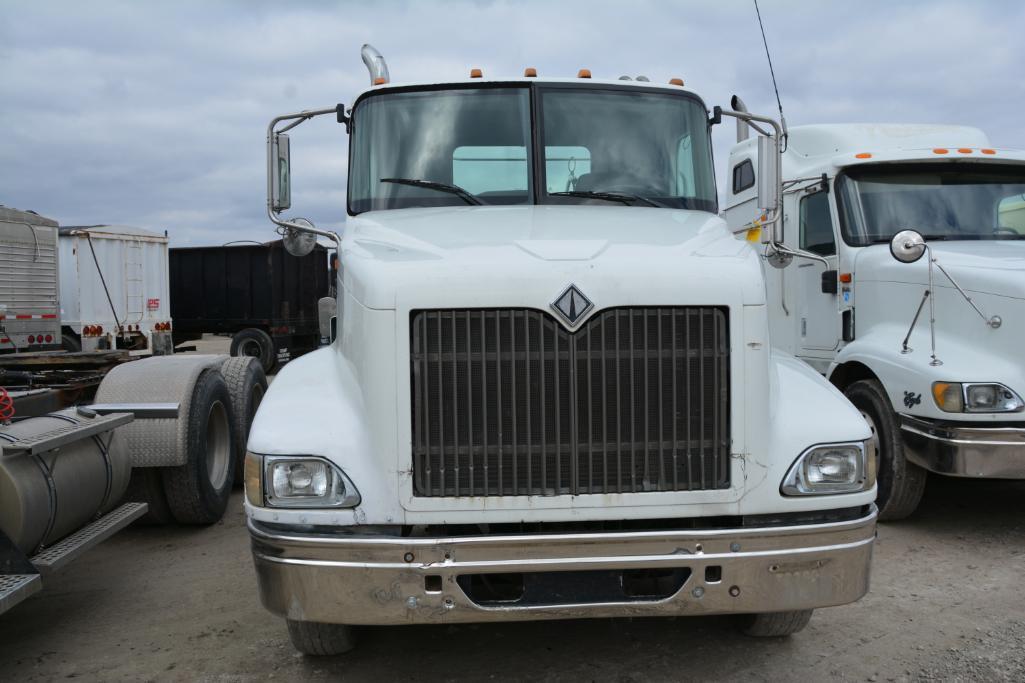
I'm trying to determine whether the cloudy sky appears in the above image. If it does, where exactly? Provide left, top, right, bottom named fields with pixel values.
left=2, top=0, right=1023, bottom=246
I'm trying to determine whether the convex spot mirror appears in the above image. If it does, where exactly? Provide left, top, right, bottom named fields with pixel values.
left=283, top=217, right=318, bottom=257
left=890, top=229, right=926, bottom=264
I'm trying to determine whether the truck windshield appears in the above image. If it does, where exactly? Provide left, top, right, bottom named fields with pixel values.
left=837, top=164, right=1025, bottom=246
left=347, top=84, right=716, bottom=214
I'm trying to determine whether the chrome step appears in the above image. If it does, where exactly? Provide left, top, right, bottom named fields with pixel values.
left=0, top=573, right=42, bottom=615
left=0, top=412, right=134, bottom=456
left=30, top=502, right=148, bottom=574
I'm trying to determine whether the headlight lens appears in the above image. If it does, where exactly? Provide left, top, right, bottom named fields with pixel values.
left=246, top=453, right=361, bottom=508
left=932, top=382, right=1023, bottom=413
left=782, top=443, right=871, bottom=496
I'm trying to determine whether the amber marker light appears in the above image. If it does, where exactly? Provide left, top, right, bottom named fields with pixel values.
left=577, top=69, right=592, bottom=78
left=469, top=68, right=483, bottom=78
left=855, top=153, right=872, bottom=159
left=669, top=78, right=684, bottom=86
left=981, top=148, right=997, bottom=154
left=839, top=273, right=853, bottom=284
left=933, top=148, right=949, bottom=154
left=957, top=148, right=972, bottom=154
left=372, top=77, right=386, bottom=85
left=524, top=67, right=537, bottom=77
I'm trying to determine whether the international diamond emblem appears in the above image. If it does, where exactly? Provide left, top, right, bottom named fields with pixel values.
left=551, top=284, right=593, bottom=326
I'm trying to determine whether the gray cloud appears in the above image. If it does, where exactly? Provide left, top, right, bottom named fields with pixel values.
left=2, top=0, right=1023, bottom=245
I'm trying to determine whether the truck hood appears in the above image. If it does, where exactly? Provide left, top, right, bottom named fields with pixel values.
left=855, top=241, right=1025, bottom=301
left=339, top=205, right=765, bottom=311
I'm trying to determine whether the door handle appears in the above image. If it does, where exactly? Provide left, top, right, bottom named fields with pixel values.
left=821, top=270, right=838, bottom=295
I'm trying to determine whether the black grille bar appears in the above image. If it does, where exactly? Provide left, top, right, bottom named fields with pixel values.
left=411, top=308, right=730, bottom=497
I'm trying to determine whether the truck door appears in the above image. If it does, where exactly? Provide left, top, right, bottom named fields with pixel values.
left=795, top=190, right=840, bottom=356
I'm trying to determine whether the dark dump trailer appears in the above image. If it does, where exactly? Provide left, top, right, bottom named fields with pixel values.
left=170, top=240, right=330, bottom=372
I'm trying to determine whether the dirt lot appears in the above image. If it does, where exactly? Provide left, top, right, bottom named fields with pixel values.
left=1, top=473, right=1023, bottom=682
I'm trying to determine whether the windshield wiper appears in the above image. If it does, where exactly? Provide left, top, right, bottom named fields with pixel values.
left=380, top=178, right=481, bottom=206
left=550, top=190, right=663, bottom=208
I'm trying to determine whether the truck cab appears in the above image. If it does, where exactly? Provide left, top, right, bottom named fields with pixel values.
left=244, top=49, right=877, bottom=656
left=725, top=122, right=1025, bottom=520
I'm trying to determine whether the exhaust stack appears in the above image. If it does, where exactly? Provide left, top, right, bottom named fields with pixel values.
left=361, top=44, right=390, bottom=85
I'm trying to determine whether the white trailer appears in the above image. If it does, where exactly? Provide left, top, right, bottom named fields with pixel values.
left=0, top=206, right=61, bottom=351
left=58, top=225, right=173, bottom=354
left=724, top=120, right=1025, bottom=520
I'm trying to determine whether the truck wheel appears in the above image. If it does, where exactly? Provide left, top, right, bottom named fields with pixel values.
left=286, top=620, right=356, bottom=656
left=61, top=333, right=81, bottom=352
left=220, top=356, right=268, bottom=486
left=161, top=369, right=235, bottom=524
left=844, top=379, right=926, bottom=521
left=122, top=468, right=175, bottom=525
left=740, top=610, right=813, bottom=637
left=230, top=328, right=275, bottom=374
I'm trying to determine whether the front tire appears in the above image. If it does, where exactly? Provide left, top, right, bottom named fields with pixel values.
left=740, top=610, right=813, bottom=637
left=286, top=620, right=356, bottom=656
left=844, top=379, right=926, bottom=521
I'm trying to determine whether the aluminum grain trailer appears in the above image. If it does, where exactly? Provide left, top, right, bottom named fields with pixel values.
left=0, top=206, right=61, bottom=352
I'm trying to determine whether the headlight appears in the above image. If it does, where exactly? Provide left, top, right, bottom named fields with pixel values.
left=781, top=443, right=872, bottom=496
left=245, top=453, right=361, bottom=508
left=932, top=382, right=1024, bottom=413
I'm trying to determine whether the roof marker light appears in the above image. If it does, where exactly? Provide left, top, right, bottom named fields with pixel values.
left=981, top=148, right=997, bottom=155
left=669, top=78, right=684, bottom=86
left=933, top=148, right=949, bottom=154
left=957, top=148, right=972, bottom=154
left=855, top=153, right=872, bottom=159
left=577, top=69, right=592, bottom=79
left=372, top=77, right=387, bottom=86
left=524, top=67, right=537, bottom=77
left=469, top=68, right=483, bottom=78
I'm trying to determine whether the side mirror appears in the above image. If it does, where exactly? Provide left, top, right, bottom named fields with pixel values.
left=318, top=296, right=337, bottom=344
left=890, top=229, right=926, bottom=263
left=271, top=132, right=291, bottom=212
left=756, top=135, right=780, bottom=214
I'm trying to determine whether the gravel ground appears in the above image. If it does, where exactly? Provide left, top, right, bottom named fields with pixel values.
left=1, top=474, right=1023, bottom=682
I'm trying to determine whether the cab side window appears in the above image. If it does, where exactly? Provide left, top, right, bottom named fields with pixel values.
left=732, top=159, right=755, bottom=194
left=800, top=191, right=836, bottom=256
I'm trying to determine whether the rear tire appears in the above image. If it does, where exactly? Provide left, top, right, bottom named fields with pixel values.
left=844, top=379, right=926, bottom=521
left=122, top=468, right=175, bottom=525
left=61, top=333, right=81, bottom=352
left=161, top=369, right=235, bottom=524
left=740, top=610, right=813, bottom=637
left=220, top=356, right=268, bottom=487
left=286, top=620, right=356, bottom=656
left=230, top=328, right=275, bottom=374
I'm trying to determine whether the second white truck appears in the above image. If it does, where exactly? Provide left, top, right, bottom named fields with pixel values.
left=725, top=119, right=1025, bottom=520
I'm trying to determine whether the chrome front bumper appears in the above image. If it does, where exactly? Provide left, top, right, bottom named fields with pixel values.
left=902, top=415, right=1025, bottom=478
left=249, top=508, right=876, bottom=626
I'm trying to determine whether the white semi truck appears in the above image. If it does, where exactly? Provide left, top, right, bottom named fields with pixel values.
left=244, top=46, right=878, bottom=656
left=724, top=117, right=1025, bottom=520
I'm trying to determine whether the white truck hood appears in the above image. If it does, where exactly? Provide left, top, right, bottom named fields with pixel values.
left=339, top=205, right=765, bottom=311
left=855, top=241, right=1025, bottom=301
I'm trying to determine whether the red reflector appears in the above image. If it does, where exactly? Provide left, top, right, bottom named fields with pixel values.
left=96, top=325, right=103, bottom=335
left=28, top=335, right=35, bottom=343
left=45, top=334, right=53, bottom=342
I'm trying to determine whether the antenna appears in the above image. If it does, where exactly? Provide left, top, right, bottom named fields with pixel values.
left=753, top=0, right=787, bottom=148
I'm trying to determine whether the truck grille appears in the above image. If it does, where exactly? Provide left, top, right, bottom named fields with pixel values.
left=410, top=307, right=730, bottom=497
